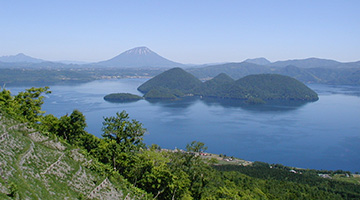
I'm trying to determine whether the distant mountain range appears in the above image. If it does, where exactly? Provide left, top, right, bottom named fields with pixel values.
left=188, top=61, right=360, bottom=85
left=243, top=57, right=360, bottom=69
left=270, top=58, right=342, bottom=68
left=1, top=47, right=359, bottom=70
left=1, top=47, right=360, bottom=85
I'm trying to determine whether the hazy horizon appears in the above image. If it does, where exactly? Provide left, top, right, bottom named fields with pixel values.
left=1, top=1, right=359, bottom=64
left=1, top=47, right=359, bottom=65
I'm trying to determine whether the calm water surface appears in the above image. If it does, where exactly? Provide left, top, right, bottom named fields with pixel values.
left=8, top=79, right=360, bottom=172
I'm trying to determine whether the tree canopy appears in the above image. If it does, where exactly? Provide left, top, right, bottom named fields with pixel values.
left=101, top=111, right=146, bottom=170
left=0, top=86, right=50, bottom=122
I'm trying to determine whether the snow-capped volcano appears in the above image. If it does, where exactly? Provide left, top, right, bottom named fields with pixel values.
left=96, top=47, right=184, bottom=68
left=124, top=46, right=153, bottom=55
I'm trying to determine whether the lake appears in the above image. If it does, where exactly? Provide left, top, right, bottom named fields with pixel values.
left=7, top=79, right=360, bottom=172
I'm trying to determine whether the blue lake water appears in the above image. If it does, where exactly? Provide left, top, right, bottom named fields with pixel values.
left=7, top=79, right=360, bottom=172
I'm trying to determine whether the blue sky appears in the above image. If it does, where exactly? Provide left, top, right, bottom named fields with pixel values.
left=1, top=0, right=359, bottom=64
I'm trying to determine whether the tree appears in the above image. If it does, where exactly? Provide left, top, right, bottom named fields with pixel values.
left=149, top=144, right=161, bottom=151
left=102, top=111, right=146, bottom=152
left=57, top=114, right=71, bottom=140
left=79, top=132, right=101, bottom=153
left=48, top=110, right=87, bottom=144
left=14, top=87, right=51, bottom=123
left=40, top=114, right=60, bottom=134
left=102, top=139, right=123, bottom=170
left=168, top=141, right=213, bottom=199
left=101, top=111, right=146, bottom=170
left=68, top=109, right=87, bottom=143
left=0, top=87, right=50, bottom=123
left=0, top=87, right=16, bottom=116
left=124, top=150, right=191, bottom=199
left=186, top=141, right=208, bottom=154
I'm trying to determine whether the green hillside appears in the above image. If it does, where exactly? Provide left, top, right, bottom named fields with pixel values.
left=205, top=73, right=235, bottom=85
left=137, top=67, right=202, bottom=95
left=143, top=88, right=181, bottom=99
left=0, top=116, right=148, bottom=199
left=194, top=73, right=235, bottom=97
left=233, top=74, right=319, bottom=101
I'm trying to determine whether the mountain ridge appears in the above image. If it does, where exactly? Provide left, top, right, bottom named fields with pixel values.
left=0, top=53, right=44, bottom=63
left=244, top=57, right=271, bottom=65
left=269, top=57, right=342, bottom=68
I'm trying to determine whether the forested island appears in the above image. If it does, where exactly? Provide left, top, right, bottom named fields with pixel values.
left=136, top=67, right=319, bottom=103
left=0, top=86, right=359, bottom=199
left=104, top=93, right=143, bottom=102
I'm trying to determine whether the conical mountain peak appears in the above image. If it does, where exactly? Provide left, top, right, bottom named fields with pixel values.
left=124, top=46, right=154, bottom=55
left=97, top=47, right=184, bottom=68
left=16, top=53, right=26, bottom=57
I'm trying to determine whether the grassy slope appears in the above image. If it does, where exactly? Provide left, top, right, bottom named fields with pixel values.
left=0, top=115, right=149, bottom=200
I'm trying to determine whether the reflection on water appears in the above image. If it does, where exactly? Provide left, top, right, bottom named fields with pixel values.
left=109, top=96, right=310, bottom=113
left=201, top=97, right=310, bottom=112
left=312, top=84, right=360, bottom=97
left=144, top=97, right=199, bottom=109
left=104, top=98, right=142, bottom=104
left=6, top=80, right=360, bottom=172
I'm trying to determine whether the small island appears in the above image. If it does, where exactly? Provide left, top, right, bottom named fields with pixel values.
left=104, top=93, right=143, bottom=102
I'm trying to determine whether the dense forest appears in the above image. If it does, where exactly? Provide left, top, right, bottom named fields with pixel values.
left=1, top=86, right=359, bottom=199
left=137, top=68, right=319, bottom=102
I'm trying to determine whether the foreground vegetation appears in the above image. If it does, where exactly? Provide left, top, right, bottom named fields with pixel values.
left=1, top=86, right=359, bottom=199
left=0, top=87, right=150, bottom=199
